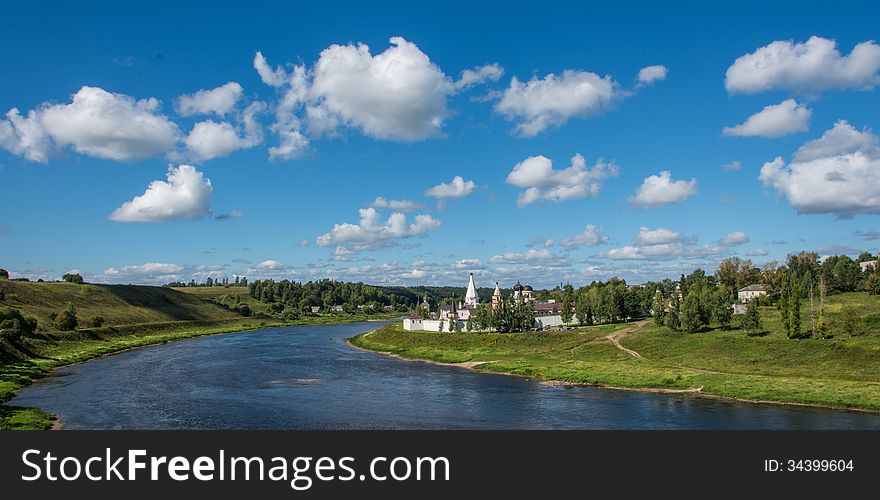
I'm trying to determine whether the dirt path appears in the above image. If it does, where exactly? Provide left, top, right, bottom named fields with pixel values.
left=606, top=321, right=647, bottom=359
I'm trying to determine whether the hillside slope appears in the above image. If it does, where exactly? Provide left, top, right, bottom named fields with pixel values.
left=0, top=280, right=243, bottom=329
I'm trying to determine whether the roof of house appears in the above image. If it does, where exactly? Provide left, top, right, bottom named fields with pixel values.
left=739, top=284, right=766, bottom=292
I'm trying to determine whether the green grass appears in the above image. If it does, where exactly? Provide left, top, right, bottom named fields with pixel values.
left=0, top=280, right=399, bottom=429
left=351, top=293, right=880, bottom=412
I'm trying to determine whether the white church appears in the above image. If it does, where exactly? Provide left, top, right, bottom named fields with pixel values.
left=402, top=273, right=567, bottom=332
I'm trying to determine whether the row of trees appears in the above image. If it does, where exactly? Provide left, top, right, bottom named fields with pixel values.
left=167, top=276, right=249, bottom=288
left=651, top=276, right=734, bottom=333
left=467, top=298, right=536, bottom=333
left=247, top=279, right=416, bottom=312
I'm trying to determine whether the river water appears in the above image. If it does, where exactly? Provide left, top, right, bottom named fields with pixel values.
left=8, top=322, right=880, bottom=429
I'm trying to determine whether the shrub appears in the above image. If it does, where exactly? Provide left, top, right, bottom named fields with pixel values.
left=0, top=307, right=38, bottom=340
left=0, top=268, right=9, bottom=279
left=62, top=273, right=84, bottom=284
left=89, top=315, right=105, bottom=328
left=840, top=306, right=865, bottom=336
left=237, top=304, right=252, bottom=317
left=55, top=303, right=78, bottom=331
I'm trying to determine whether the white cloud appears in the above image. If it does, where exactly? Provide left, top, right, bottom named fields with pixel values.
left=603, top=243, right=723, bottom=261
left=307, top=37, right=452, bottom=141
left=370, top=196, right=424, bottom=211
left=2, top=87, right=180, bottom=162
left=176, top=82, right=243, bottom=117
left=560, top=224, right=608, bottom=249
left=109, top=165, right=213, bottom=223
left=495, top=70, right=619, bottom=136
left=269, top=129, right=310, bottom=160
left=254, top=259, right=289, bottom=271
left=746, top=248, right=769, bottom=257
left=722, top=99, right=811, bottom=138
left=722, top=160, right=743, bottom=171
left=759, top=155, right=880, bottom=218
left=316, top=207, right=441, bottom=252
left=637, top=65, right=668, bottom=85
left=719, top=231, right=750, bottom=246
left=214, top=210, right=243, bottom=221
left=506, top=153, right=618, bottom=207
left=98, top=262, right=188, bottom=284
left=451, top=258, right=484, bottom=270
left=453, top=63, right=504, bottom=90
left=793, top=120, right=879, bottom=162
left=490, top=248, right=570, bottom=267
left=628, top=171, right=697, bottom=208
left=0, top=108, right=54, bottom=162
left=725, top=36, right=880, bottom=94
left=253, top=51, right=289, bottom=88
left=183, top=101, right=265, bottom=160
left=634, top=226, right=683, bottom=246
left=425, top=175, right=476, bottom=198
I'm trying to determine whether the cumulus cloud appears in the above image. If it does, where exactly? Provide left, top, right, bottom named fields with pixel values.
left=254, top=51, right=289, bottom=88
left=793, top=120, right=879, bottom=162
left=425, top=175, right=476, bottom=198
left=603, top=243, right=723, bottom=261
left=306, top=37, right=452, bottom=141
left=722, top=99, right=811, bottom=138
left=254, top=259, right=289, bottom=271
left=719, top=231, right=750, bottom=246
left=109, top=165, right=213, bottom=223
left=370, top=196, right=424, bottom=211
left=746, top=248, right=769, bottom=256
left=1, top=86, right=180, bottom=162
left=453, top=63, right=504, bottom=91
left=629, top=171, right=697, bottom=208
left=526, top=236, right=555, bottom=248
left=725, top=36, right=880, bottom=94
left=560, top=224, right=608, bottom=249
left=0, top=108, right=54, bottom=162
left=634, top=226, right=683, bottom=246
left=759, top=121, right=880, bottom=218
left=506, top=153, right=618, bottom=207
left=490, top=248, right=570, bottom=267
left=637, top=65, right=668, bottom=85
left=176, top=82, right=243, bottom=116
left=182, top=101, right=265, bottom=160
left=316, top=207, right=441, bottom=252
left=495, top=70, right=619, bottom=136
left=451, top=258, right=485, bottom=270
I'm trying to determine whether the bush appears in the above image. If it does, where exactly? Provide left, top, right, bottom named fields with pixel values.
left=237, top=304, right=252, bottom=317
left=89, top=315, right=105, bottom=328
left=0, top=268, right=9, bottom=279
left=62, top=273, right=84, bottom=284
left=0, top=307, right=38, bottom=340
left=55, top=303, right=78, bottom=331
left=840, top=306, right=865, bottom=336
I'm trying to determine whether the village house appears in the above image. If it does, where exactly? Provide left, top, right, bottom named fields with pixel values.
left=861, top=257, right=878, bottom=272
left=737, top=284, right=767, bottom=303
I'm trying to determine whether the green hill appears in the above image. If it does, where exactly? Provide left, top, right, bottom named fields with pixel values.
left=0, top=280, right=246, bottom=330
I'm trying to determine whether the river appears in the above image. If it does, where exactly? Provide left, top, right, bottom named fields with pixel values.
left=8, top=322, right=880, bottom=429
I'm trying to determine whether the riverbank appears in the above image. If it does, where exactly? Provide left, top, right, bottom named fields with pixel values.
left=349, top=321, right=880, bottom=414
left=1, top=314, right=398, bottom=430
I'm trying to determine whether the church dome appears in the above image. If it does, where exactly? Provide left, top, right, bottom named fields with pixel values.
left=513, top=280, right=523, bottom=292
left=523, top=284, right=533, bottom=291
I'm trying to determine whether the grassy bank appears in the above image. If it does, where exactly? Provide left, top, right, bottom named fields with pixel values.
left=0, top=280, right=398, bottom=429
left=351, top=293, right=880, bottom=413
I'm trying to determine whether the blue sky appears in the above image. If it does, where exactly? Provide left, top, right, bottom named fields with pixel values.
left=1, top=1, right=879, bottom=288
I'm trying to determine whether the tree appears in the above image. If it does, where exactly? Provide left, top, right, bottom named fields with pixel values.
left=0, top=268, right=8, bottom=279
left=62, top=272, right=84, bottom=284
left=55, top=303, right=78, bottom=331
left=787, top=275, right=802, bottom=339
left=238, top=304, right=252, bottom=317
left=817, top=277, right=829, bottom=339
left=665, top=292, right=681, bottom=331
left=681, top=289, right=705, bottom=333
left=89, top=315, right=105, bottom=328
left=651, top=290, right=666, bottom=327
left=742, top=300, right=762, bottom=336
left=576, top=291, right=593, bottom=326
left=0, top=307, right=38, bottom=340
left=712, top=287, right=733, bottom=330
left=561, top=292, right=573, bottom=324
left=841, top=306, right=865, bottom=336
